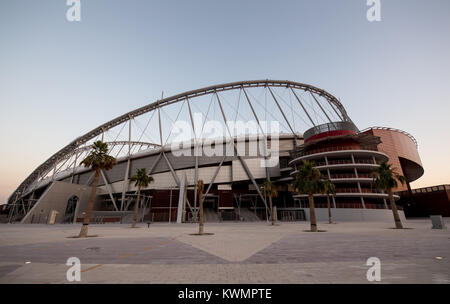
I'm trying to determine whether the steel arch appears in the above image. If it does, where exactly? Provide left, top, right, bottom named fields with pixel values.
left=8, top=79, right=352, bottom=204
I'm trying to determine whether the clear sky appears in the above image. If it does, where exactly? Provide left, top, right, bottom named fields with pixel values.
left=0, top=0, right=449, bottom=203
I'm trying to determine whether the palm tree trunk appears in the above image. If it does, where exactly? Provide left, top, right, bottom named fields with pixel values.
left=309, top=194, right=318, bottom=232
left=132, top=186, right=141, bottom=228
left=327, top=195, right=332, bottom=224
left=78, top=169, right=100, bottom=238
left=389, top=189, right=403, bottom=229
left=198, top=191, right=204, bottom=235
left=269, top=196, right=275, bottom=225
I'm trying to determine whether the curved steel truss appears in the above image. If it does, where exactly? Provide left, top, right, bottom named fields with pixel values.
left=8, top=80, right=354, bottom=205
left=71, top=141, right=160, bottom=157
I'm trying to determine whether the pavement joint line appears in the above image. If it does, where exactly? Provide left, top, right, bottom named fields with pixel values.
left=81, top=264, right=103, bottom=273
left=119, top=253, right=133, bottom=259
left=172, top=233, right=185, bottom=240
left=37, top=245, right=54, bottom=251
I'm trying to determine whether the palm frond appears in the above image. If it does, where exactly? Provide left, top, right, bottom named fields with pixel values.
left=292, top=160, right=323, bottom=195
left=80, top=140, right=117, bottom=171
left=130, top=168, right=154, bottom=188
left=321, top=179, right=336, bottom=195
left=371, top=161, right=406, bottom=192
left=262, top=178, right=278, bottom=198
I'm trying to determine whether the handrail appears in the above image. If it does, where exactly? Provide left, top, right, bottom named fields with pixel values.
left=303, top=121, right=359, bottom=140
left=291, top=146, right=379, bottom=158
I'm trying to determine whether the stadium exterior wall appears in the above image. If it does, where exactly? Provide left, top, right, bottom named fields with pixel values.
left=302, top=208, right=406, bottom=222
left=362, top=128, right=424, bottom=191
left=21, top=181, right=93, bottom=224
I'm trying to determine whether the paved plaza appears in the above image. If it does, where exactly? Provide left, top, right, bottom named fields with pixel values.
left=0, top=219, right=449, bottom=283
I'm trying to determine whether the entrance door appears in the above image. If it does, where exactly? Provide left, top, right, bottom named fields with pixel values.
left=64, top=196, right=78, bottom=223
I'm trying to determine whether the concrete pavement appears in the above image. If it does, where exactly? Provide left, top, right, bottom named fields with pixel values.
left=0, top=219, right=449, bottom=283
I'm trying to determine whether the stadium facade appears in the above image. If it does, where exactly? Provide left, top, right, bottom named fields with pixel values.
left=5, top=80, right=424, bottom=224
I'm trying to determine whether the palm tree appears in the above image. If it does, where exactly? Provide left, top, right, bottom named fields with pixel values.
left=262, top=179, right=278, bottom=225
left=322, top=179, right=336, bottom=224
left=197, top=180, right=205, bottom=235
left=292, top=160, right=323, bottom=232
left=129, top=168, right=154, bottom=228
left=372, top=161, right=406, bottom=229
left=78, top=141, right=116, bottom=238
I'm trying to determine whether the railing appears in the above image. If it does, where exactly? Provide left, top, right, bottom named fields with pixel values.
left=335, top=188, right=385, bottom=194
left=294, top=188, right=385, bottom=195
left=314, top=159, right=379, bottom=167
left=298, top=202, right=362, bottom=209
left=397, top=184, right=450, bottom=196
left=219, top=210, right=240, bottom=221
left=330, top=173, right=356, bottom=179
left=329, top=159, right=352, bottom=165
left=297, top=202, right=401, bottom=210
left=277, top=210, right=306, bottom=221
left=303, top=121, right=359, bottom=141
left=293, top=146, right=379, bottom=158
left=329, top=173, right=371, bottom=179
left=151, top=211, right=177, bottom=222
left=74, top=216, right=122, bottom=224
left=335, top=188, right=360, bottom=193
left=355, top=159, right=379, bottom=164
left=358, top=173, right=372, bottom=178
left=359, top=126, right=418, bottom=148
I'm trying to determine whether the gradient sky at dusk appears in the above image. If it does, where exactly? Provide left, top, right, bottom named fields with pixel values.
left=1, top=0, right=449, bottom=203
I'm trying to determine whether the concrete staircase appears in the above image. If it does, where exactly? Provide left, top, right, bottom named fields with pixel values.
left=238, top=208, right=261, bottom=222
left=203, top=208, right=220, bottom=222
left=120, top=213, right=135, bottom=224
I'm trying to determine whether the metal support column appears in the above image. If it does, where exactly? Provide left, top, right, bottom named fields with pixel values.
left=121, top=116, right=133, bottom=210
left=290, top=87, right=316, bottom=127
left=215, top=91, right=270, bottom=217
left=242, top=88, right=271, bottom=179
left=100, top=169, right=119, bottom=211
left=267, top=87, right=298, bottom=137
left=309, top=91, right=334, bottom=124
left=187, top=98, right=199, bottom=217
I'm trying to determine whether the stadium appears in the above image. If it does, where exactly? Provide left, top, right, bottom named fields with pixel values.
left=4, top=80, right=424, bottom=224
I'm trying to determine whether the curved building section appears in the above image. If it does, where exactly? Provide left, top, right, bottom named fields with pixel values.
left=361, top=127, right=424, bottom=191
left=290, top=122, right=398, bottom=211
